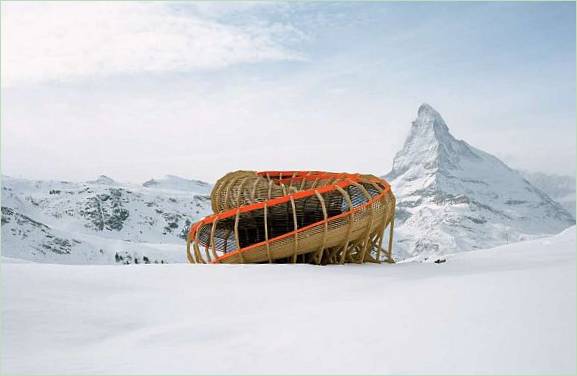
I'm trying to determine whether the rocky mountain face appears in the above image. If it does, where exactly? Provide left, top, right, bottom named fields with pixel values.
left=520, top=171, right=575, bottom=217
left=1, top=175, right=212, bottom=264
left=385, top=104, right=575, bottom=260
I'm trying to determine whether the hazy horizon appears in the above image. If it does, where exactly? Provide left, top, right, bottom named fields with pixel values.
left=2, top=2, right=575, bottom=183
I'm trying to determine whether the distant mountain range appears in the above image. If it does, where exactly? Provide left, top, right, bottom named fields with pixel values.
left=384, top=104, right=574, bottom=260
left=2, top=105, right=574, bottom=264
left=1, top=175, right=212, bottom=264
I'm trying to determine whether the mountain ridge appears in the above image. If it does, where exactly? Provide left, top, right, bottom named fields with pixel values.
left=520, top=170, right=576, bottom=217
left=385, top=104, right=574, bottom=260
left=1, top=175, right=212, bottom=264
left=2, top=107, right=574, bottom=264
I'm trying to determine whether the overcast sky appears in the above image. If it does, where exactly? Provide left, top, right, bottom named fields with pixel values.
left=1, top=1, right=575, bottom=183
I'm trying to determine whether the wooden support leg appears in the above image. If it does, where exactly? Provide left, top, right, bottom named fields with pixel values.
left=386, top=217, right=395, bottom=264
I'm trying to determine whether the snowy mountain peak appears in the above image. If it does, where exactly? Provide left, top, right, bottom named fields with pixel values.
left=385, top=104, right=574, bottom=260
left=415, top=103, right=449, bottom=134
left=88, top=175, right=117, bottom=185
left=417, top=103, right=445, bottom=125
left=142, top=175, right=212, bottom=195
left=388, top=104, right=475, bottom=182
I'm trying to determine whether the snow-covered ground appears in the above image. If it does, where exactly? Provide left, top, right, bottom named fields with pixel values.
left=1, top=227, right=575, bottom=374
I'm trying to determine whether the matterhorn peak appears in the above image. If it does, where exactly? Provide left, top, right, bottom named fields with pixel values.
left=417, top=103, right=441, bottom=119
left=414, top=103, right=450, bottom=134
left=387, top=103, right=463, bottom=180
left=384, top=104, right=574, bottom=260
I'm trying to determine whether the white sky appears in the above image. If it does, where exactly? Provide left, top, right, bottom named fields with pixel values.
left=1, top=1, right=575, bottom=183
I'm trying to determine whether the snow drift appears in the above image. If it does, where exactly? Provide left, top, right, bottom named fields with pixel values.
left=1, top=226, right=575, bottom=374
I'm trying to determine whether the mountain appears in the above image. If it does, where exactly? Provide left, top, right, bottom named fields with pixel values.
left=385, top=104, right=574, bottom=260
left=1, top=175, right=212, bottom=264
left=87, top=175, right=118, bottom=185
left=520, top=171, right=575, bottom=217
left=142, top=175, right=212, bottom=195
left=3, top=106, right=573, bottom=265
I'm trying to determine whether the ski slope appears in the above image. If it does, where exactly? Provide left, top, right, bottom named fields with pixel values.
left=1, top=227, right=575, bottom=374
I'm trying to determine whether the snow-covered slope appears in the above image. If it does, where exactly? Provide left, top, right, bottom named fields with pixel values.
left=1, top=175, right=212, bottom=264
left=87, top=175, right=119, bottom=186
left=385, top=104, right=574, bottom=260
left=521, top=170, right=576, bottom=217
left=2, top=227, right=575, bottom=374
left=142, top=175, right=212, bottom=195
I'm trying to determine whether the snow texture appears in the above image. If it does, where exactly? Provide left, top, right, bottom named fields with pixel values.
left=521, top=170, right=576, bottom=218
left=1, top=175, right=212, bottom=264
left=385, top=104, right=575, bottom=260
left=1, top=227, right=575, bottom=374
